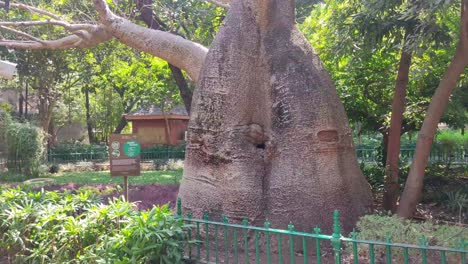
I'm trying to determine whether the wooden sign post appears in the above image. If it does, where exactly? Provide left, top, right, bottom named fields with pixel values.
left=109, top=134, right=141, bottom=201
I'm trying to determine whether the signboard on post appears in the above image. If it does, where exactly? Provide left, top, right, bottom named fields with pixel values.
left=110, top=134, right=141, bottom=176
left=109, top=134, right=141, bottom=201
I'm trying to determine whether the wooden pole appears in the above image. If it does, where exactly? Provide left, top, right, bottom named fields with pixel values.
left=123, top=176, right=129, bottom=201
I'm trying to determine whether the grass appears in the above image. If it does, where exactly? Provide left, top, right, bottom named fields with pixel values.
left=0, top=170, right=183, bottom=185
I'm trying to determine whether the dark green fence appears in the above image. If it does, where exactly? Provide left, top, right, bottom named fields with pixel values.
left=47, top=148, right=186, bottom=163
left=46, top=147, right=467, bottom=165
left=356, top=148, right=467, bottom=164
left=176, top=199, right=467, bottom=264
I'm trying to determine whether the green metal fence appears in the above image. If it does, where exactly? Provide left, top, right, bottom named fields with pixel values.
left=176, top=200, right=468, bottom=264
left=356, top=148, right=467, bottom=164
left=46, top=148, right=467, bottom=165
left=47, top=149, right=186, bottom=163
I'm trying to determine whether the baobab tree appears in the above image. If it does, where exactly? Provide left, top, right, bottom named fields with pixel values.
left=0, top=0, right=372, bottom=232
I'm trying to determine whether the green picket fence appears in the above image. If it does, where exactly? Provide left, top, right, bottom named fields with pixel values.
left=176, top=200, right=468, bottom=264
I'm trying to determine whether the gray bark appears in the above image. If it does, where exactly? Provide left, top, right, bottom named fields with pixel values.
left=179, top=0, right=372, bottom=234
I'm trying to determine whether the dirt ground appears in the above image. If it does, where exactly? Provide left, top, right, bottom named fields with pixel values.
left=41, top=183, right=180, bottom=210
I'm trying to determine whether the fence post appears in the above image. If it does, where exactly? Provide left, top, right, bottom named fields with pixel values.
left=177, top=197, right=182, bottom=218
left=331, top=210, right=342, bottom=264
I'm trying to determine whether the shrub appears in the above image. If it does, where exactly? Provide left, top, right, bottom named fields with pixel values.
left=48, top=164, right=60, bottom=174
left=0, top=187, right=193, bottom=263
left=1, top=112, right=46, bottom=178
left=349, top=215, right=467, bottom=262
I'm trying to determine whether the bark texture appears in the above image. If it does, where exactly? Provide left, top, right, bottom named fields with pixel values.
left=397, top=0, right=468, bottom=218
left=383, top=50, right=412, bottom=213
left=179, top=0, right=372, bottom=233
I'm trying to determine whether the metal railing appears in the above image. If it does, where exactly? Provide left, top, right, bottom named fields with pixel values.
left=176, top=199, right=468, bottom=264
left=356, top=148, right=467, bottom=164
left=45, top=148, right=467, bottom=165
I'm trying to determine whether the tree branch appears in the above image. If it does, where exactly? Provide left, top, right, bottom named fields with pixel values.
left=0, top=1, right=61, bottom=20
left=0, top=25, right=45, bottom=43
left=0, top=2, right=113, bottom=50
left=94, top=0, right=208, bottom=82
left=0, top=26, right=112, bottom=49
left=203, top=0, right=230, bottom=9
left=0, top=20, right=97, bottom=32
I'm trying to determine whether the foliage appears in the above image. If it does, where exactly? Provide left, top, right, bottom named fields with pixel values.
left=300, top=0, right=467, bottom=135
left=2, top=112, right=45, bottom=177
left=445, top=190, right=468, bottom=223
left=48, top=164, right=60, bottom=174
left=352, top=214, right=467, bottom=261
left=0, top=187, right=192, bottom=263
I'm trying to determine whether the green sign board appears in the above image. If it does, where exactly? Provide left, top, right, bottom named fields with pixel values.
left=123, top=140, right=141, bottom=158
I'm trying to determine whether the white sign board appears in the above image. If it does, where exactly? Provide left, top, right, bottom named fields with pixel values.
left=0, top=60, right=17, bottom=80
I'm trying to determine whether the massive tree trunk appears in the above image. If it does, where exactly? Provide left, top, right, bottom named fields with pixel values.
left=383, top=50, right=412, bottom=213
left=178, top=0, right=372, bottom=233
left=397, top=0, right=468, bottom=218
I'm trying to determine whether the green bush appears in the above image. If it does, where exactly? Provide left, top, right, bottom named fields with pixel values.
left=1, top=112, right=45, bottom=177
left=0, top=187, right=193, bottom=263
left=350, top=215, right=467, bottom=262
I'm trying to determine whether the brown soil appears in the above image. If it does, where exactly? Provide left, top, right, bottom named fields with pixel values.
left=40, top=183, right=180, bottom=210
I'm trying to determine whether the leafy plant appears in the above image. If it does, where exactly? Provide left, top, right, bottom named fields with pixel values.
left=446, top=190, right=468, bottom=224
left=351, top=215, right=468, bottom=262
left=0, top=187, right=193, bottom=263
left=2, top=112, right=45, bottom=178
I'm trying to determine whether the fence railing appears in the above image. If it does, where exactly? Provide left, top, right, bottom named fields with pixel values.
left=46, top=149, right=186, bottom=163
left=176, top=200, right=468, bottom=264
left=45, top=147, right=468, bottom=165
left=356, top=148, right=467, bottom=164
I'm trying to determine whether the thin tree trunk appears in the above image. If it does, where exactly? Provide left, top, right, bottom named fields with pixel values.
left=383, top=50, right=412, bottom=212
left=113, top=116, right=128, bottom=134
left=397, top=47, right=468, bottom=218
left=168, top=64, right=192, bottom=114
left=84, top=87, right=95, bottom=143
left=24, top=82, right=28, bottom=117
left=161, top=108, right=172, bottom=145
left=136, top=0, right=193, bottom=114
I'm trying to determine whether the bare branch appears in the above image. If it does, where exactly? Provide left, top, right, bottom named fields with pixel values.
left=0, top=1, right=61, bottom=20
left=0, top=20, right=96, bottom=32
left=0, top=26, right=112, bottom=49
left=203, top=0, right=230, bottom=9
left=0, top=25, right=45, bottom=43
left=0, top=1, right=112, bottom=50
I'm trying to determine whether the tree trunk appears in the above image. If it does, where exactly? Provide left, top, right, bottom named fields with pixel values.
left=397, top=0, right=468, bottom=217
left=383, top=50, right=412, bottom=212
left=113, top=116, right=127, bottom=134
left=136, top=0, right=193, bottom=114
left=24, top=82, right=28, bottom=117
left=168, top=64, right=193, bottom=114
left=179, top=0, right=372, bottom=234
left=84, top=87, right=95, bottom=143
left=37, top=85, right=54, bottom=133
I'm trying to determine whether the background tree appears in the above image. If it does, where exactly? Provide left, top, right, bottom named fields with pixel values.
left=301, top=0, right=466, bottom=212
left=398, top=0, right=468, bottom=217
